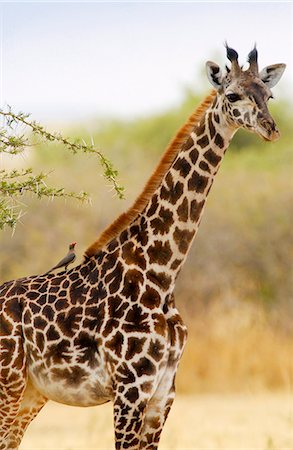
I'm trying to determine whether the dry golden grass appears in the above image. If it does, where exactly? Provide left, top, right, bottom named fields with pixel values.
left=20, top=393, right=293, bottom=449
left=177, top=302, right=293, bottom=393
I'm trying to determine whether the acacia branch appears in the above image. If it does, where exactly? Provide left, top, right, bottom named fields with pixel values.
left=0, top=107, right=124, bottom=230
left=1, top=108, right=124, bottom=199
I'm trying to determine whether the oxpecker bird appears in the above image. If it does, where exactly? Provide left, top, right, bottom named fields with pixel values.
left=44, top=242, right=77, bottom=275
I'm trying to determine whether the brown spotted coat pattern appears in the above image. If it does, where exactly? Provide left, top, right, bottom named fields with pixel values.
left=0, top=100, right=233, bottom=449
left=0, top=47, right=284, bottom=449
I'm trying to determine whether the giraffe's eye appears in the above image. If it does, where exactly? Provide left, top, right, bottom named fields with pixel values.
left=226, top=93, right=241, bottom=103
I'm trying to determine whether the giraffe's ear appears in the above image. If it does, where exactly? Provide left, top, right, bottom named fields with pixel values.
left=206, top=61, right=223, bottom=90
left=259, top=63, right=286, bottom=88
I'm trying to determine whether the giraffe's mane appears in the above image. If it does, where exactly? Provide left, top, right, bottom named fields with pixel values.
left=85, top=90, right=217, bottom=258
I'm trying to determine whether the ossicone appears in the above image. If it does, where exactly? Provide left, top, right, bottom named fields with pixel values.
left=248, top=45, right=259, bottom=75
left=225, top=42, right=241, bottom=75
left=225, top=43, right=239, bottom=63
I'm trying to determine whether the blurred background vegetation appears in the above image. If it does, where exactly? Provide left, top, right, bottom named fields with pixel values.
left=1, top=86, right=292, bottom=393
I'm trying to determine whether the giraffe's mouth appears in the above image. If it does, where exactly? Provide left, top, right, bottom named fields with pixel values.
left=257, top=123, right=280, bottom=142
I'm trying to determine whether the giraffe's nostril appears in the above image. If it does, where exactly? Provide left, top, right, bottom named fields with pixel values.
left=259, top=118, right=280, bottom=141
left=261, top=119, right=276, bottom=132
left=264, top=122, right=271, bottom=131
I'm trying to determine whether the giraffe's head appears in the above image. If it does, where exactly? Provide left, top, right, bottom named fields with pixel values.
left=206, top=45, right=286, bottom=141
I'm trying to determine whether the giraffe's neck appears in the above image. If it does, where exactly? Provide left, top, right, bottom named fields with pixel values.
left=122, top=97, right=236, bottom=291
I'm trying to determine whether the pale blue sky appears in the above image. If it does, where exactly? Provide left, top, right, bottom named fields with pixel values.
left=1, top=2, right=292, bottom=123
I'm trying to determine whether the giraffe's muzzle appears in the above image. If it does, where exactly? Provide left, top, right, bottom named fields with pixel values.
left=258, top=118, right=280, bottom=142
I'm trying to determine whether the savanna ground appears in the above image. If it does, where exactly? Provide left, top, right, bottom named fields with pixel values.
left=20, top=393, right=293, bottom=449
left=2, top=89, right=293, bottom=449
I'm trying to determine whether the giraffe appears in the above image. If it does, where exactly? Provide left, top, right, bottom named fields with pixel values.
left=0, top=46, right=285, bottom=449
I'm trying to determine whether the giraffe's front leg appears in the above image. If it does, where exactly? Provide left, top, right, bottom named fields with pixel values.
left=112, top=361, right=167, bottom=450
left=139, top=303, right=188, bottom=449
left=113, top=393, right=148, bottom=449
left=139, top=369, right=176, bottom=449
left=111, top=326, right=171, bottom=450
